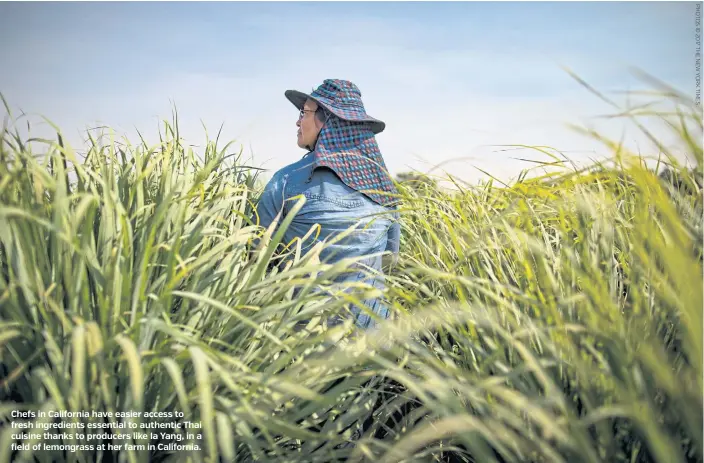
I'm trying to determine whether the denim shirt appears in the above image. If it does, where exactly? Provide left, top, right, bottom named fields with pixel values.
left=253, top=152, right=400, bottom=329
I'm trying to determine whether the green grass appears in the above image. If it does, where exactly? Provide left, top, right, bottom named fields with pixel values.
left=0, top=78, right=702, bottom=463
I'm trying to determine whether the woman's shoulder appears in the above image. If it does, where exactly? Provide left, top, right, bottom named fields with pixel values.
left=276, top=154, right=316, bottom=179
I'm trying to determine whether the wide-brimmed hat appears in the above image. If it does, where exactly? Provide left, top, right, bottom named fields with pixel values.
left=285, top=79, right=385, bottom=134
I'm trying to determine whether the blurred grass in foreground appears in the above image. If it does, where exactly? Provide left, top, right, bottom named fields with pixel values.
left=0, top=76, right=702, bottom=463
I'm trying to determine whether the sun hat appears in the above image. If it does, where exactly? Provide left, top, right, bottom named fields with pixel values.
left=285, top=79, right=386, bottom=134
left=284, top=79, right=400, bottom=207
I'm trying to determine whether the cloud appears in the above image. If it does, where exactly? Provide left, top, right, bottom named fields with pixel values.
left=1, top=4, right=695, bottom=187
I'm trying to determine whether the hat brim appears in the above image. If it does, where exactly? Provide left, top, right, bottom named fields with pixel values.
left=284, top=90, right=310, bottom=111
left=285, top=89, right=385, bottom=134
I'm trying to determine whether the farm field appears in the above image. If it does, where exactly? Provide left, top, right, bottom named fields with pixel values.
left=0, top=87, right=702, bottom=463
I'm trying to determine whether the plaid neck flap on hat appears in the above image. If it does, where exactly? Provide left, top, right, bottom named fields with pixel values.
left=310, top=116, right=400, bottom=207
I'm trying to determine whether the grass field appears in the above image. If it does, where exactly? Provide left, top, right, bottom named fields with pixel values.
left=0, top=79, right=702, bottom=463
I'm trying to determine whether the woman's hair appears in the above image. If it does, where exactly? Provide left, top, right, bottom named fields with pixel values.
left=315, top=106, right=328, bottom=124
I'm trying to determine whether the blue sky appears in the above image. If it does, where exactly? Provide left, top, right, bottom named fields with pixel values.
left=0, top=2, right=699, bottom=185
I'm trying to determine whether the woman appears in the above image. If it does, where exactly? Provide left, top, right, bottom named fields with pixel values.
left=253, top=79, right=401, bottom=331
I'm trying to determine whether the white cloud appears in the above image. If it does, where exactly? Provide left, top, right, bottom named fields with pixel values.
left=1, top=13, right=695, bottom=188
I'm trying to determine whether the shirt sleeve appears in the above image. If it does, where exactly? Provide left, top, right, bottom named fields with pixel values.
left=253, top=171, right=284, bottom=230
left=384, top=210, right=401, bottom=268
left=249, top=171, right=285, bottom=261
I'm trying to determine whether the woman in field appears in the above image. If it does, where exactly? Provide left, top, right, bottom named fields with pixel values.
left=253, top=79, right=401, bottom=331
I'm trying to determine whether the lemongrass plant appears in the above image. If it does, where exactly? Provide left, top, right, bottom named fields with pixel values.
left=0, top=76, right=701, bottom=463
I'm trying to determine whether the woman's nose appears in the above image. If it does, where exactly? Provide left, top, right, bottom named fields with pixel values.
left=296, top=119, right=301, bottom=127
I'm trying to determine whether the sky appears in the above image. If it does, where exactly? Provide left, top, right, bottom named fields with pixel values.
left=0, top=1, right=700, bottom=186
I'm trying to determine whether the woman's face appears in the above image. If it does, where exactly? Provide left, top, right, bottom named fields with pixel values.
left=297, top=99, right=324, bottom=150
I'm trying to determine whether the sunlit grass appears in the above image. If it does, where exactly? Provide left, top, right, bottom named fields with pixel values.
left=0, top=76, right=701, bottom=463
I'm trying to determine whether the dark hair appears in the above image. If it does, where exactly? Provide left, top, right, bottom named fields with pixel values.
left=315, top=106, right=328, bottom=124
